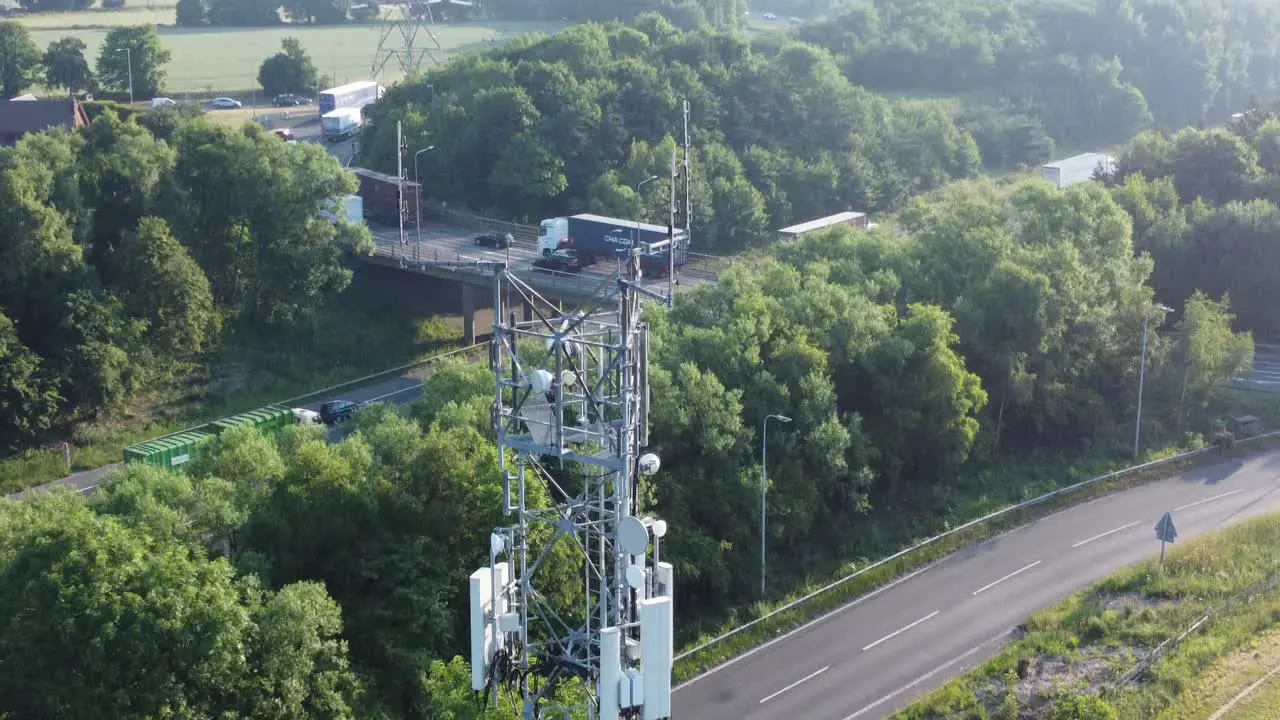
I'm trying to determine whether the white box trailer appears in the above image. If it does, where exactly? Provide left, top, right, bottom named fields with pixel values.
left=320, top=194, right=364, bottom=225
left=321, top=107, right=362, bottom=141
left=1041, top=153, right=1114, bottom=188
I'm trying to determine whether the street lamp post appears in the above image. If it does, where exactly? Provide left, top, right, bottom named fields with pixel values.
left=1135, top=303, right=1175, bottom=459
left=115, top=47, right=133, bottom=105
left=632, top=175, right=659, bottom=272
left=413, top=145, right=435, bottom=258
left=761, top=413, right=792, bottom=597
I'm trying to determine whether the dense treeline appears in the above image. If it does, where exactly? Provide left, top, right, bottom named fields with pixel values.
left=0, top=23, right=170, bottom=99
left=363, top=14, right=981, bottom=253
left=797, top=0, right=1280, bottom=161
left=365, top=0, right=1280, bottom=254
left=1102, top=106, right=1280, bottom=341
left=0, top=109, right=371, bottom=453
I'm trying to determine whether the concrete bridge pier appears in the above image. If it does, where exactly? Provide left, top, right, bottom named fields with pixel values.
left=462, top=283, right=477, bottom=345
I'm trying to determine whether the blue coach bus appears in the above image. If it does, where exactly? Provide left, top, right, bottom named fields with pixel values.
left=318, top=80, right=384, bottom=115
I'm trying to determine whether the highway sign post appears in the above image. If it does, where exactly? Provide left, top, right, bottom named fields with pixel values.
left=1155, top=511, right=1178, bottom=565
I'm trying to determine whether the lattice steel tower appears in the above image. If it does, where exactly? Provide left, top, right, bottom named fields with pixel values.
left=371, top=1, right=446, bottom=79
left=468, top=252, right=675, bottom=720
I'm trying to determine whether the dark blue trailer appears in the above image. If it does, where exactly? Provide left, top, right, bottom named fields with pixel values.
left=538, top=213, right=689, bottom=266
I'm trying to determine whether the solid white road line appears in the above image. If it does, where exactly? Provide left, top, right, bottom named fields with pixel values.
left=840, top=628, right=1015, bottom=720
left=77, top=484, right=96, bottom=494
left=1174, top=489, right=1245, bottom=513
left=366, top=382, right=426, bottom=404
left=1207, top=659, right=1280, bottom=719
left=759, top=666, right=829, bottom=704
left=971, top=561, right=1042, bottom=596
left=862, top=611, right=940, bottom=652
left=673, top=565, right=933, bottom=691
left=1071, top=520, right=1142, bottom=548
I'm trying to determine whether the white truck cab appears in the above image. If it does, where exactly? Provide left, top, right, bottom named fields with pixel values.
left=538, top=218, right=569, bottom=255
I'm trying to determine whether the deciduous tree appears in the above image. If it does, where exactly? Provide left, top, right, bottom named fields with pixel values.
left=0, top=21, right=42, bottom=99
left=258, top=36, right=320, bottom=96
left=42, top=36, right=93, bottom=94
left=96, top=25, right=171, bottom=99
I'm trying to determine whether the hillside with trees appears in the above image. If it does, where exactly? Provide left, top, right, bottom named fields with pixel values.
left=362, top=14, right=982, bottom=254
left=1101, top=108, right=1280, bottom=342
left=0, top=109, right=372, bottom=454
left=796, top=0, right=1280, bottom=154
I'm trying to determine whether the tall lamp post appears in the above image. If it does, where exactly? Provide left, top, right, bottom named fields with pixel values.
left=115, top=47, right=133, bottom=105
left=761, top=413, right=792, bottom=597
left=413, top=145, right=435, bottom=256
left=1135, top=303, right=1175, bottom=459
left=632, top=175, right=659, bottom=272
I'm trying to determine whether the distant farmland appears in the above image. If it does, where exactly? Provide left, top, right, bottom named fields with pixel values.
left=14, top=7, right=563, bottom=96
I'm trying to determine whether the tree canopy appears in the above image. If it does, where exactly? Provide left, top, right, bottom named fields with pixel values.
left=0, top=109, right=370, bottom=450
left=96, top=25, right=171, bottom=99
left=362, top=15, right=982, bottom=253
left=258, top=36, right=319, bottom=96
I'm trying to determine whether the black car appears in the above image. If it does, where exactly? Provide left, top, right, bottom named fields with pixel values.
left=319, top=400, right=360, bottom=424
left=475, top=232, right=514, bottom=249
left=273, top=93, right=310, bottom=107
left=533, top=251, right=590, bottom=274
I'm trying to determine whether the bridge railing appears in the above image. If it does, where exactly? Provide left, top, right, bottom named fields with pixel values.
left=415, top=199, right=740, bottom=272
left=419, top=199, right=539, bottom=246
left=369, top=242, right=623, bottom=298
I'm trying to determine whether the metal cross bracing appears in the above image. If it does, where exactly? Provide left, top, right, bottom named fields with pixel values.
left=465, top=252, right=674, bottom=720
left=371, top=1, right=446, bottom=80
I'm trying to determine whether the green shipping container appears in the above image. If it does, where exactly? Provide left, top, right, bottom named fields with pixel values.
left=211, top=404, right=292, bottom=437
left=122, top=430, right=215, bottom=471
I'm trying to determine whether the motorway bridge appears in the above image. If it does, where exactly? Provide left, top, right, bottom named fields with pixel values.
left=355, top=204, right=731, bottom=342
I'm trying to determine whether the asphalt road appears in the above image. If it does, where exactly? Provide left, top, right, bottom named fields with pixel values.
left=1237, top=343, right=1280, bottom=394
left=6, top=368, right=434, bottom=501
left=673, top=449, right=1280, bottom=720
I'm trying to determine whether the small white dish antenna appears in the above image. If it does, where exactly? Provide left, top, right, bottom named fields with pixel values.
left=651, top=520, right=668, bottom=538
left=528, top=369, right=555, bottom=394
left=638, top=452, right=661, bottom=476
left=625, top=564, right=645, bottom=590
left=618, top=516, right=649, bottom=555
left=560, top=370, right=578, bottom=388
left=490, top=533, right=505, bottom=556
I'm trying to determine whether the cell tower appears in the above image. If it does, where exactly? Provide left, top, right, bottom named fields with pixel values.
left=371, top=0, right=447, bottom=79
left=468, top=253, right=675, bottom=720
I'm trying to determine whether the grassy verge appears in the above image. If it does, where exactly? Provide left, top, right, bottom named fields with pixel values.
left=671, top=428, right=1280, bottom=683
left=0, top=272, right=469, bottom=494
left=1156, top=626, right=1280, bottom=719
left=893, top=510, right=1280, bottom=720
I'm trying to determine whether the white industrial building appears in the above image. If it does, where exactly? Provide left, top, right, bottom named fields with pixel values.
left=1041, top=153, right=1114, bottom=188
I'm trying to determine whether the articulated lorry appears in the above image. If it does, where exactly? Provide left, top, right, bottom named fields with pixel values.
left=321, top=107, right=363, bottom=141
left=537, top=214, right=689, bottom=274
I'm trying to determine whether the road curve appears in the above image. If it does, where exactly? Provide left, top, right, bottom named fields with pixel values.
left=7, top=369, right=435, bottom=501
left=673, top=449, right=1280, bottom=720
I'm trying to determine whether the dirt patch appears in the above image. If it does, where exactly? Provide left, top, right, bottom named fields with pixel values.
left=1102, top=592, right=1176, bottom=615
left=1015, top=649, right=1125, bottom=707
left=972, top=647, right=1133, bottom=718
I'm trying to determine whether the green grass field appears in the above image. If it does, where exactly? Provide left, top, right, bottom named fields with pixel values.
left=14, top=5, right=562, bottom=96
